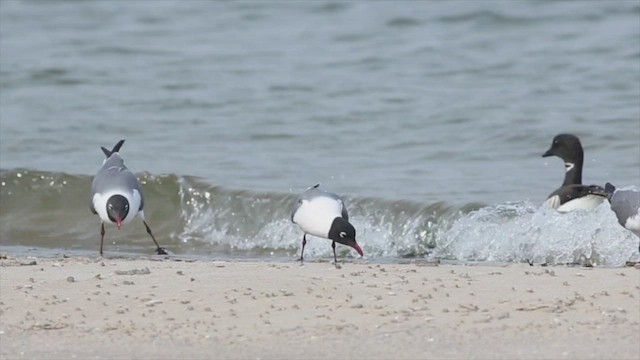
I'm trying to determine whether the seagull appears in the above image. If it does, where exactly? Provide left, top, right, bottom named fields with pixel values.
left=542, top=134, right=607, bottom=212
left=604, top=183, right=640, bottom=251
left=90, top=139, right=167, bottom=256
left=291, top=184, right=363, bottom=264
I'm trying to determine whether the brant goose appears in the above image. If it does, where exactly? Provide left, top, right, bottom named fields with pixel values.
left=542, top=134, right=607, bottom=212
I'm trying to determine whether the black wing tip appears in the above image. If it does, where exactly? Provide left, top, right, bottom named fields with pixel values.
left=101, top=139, right=126, bottom=158
left=604, top=182, right=616, bottom=200
left=112, top=139, right=125, bottom=153
left=605, top=182, right=615, bottom=193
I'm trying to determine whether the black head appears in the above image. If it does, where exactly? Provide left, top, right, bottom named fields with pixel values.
left=542, top=133, right=586, bottom=186
left=542, top=134, right=584, bottom=163
left=106, top=194, right=130, bottom=229
left=328, top=217, right=364, bottom=256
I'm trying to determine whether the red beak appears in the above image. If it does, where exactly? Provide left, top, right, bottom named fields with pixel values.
left=352, top=244, right=364, bottom=257
left=116, top=217, right=122, bottom=230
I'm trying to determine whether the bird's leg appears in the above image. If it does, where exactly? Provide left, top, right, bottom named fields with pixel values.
left=100, top=223, right=105, bottom=256
left=332, top=240, right=337, bottom=264
left=298, top=234, right=307, bottom=262
left=143, top=220, right=168, bottom=255
left=332, top=241, right=341, bottom=269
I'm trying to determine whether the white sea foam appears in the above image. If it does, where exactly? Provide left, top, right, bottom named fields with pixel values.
left=432, top=201, right=638, bottom=266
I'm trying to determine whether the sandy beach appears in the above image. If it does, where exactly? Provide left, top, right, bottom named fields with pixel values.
left=0, top=256, right=638, bottom=360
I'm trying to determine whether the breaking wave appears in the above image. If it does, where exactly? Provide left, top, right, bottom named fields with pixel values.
left=1, top=169, right=637, bottom=266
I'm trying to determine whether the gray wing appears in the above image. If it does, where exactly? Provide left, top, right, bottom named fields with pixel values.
left=139, top=184, right=144, bottom=211
left=91, top=155, right=143, bottom=203
left=610, top=189, right=640, bottom=227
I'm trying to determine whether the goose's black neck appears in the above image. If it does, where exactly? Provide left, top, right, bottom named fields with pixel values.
left=562, top=156, right=583, bottom=186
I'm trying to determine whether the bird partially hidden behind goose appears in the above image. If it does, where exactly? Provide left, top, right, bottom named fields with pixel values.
left=90, top=139, right=167, bottom=256
left=542, top=134, right=607, bottom=212
left=291, top=184, right=363, bottom=265
left=604, top=183, right=640, bottom=252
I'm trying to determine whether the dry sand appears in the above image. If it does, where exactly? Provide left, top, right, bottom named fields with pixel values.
left=0, top=256, right=638, bottom=360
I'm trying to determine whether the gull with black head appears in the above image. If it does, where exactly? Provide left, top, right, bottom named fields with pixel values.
left=541, top=134, right=607, bottom=212
left=291, top=184, right=363, bottom=266
left=90, top=139, right=167, bottom=256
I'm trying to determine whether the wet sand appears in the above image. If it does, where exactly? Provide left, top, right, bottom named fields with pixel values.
left=1, top=256, right=639, bottom=360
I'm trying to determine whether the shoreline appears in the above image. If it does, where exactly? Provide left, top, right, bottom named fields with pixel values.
left=1, top=256, right=639, bottom=359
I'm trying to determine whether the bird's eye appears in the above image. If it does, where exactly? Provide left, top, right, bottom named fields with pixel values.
left=339, top=231, right=346, bottom=238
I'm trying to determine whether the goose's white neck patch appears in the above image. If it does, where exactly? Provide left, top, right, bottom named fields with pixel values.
left=564, top=162, right=575, bottom=172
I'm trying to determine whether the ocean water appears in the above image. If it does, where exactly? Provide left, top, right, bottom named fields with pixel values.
left=1, top=1, right=639, bottom=265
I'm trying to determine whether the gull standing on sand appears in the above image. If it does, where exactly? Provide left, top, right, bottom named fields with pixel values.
left=90, top=139, right=167, bottom=255
left=291, top=184, right=364, bottom=264
left=542, top=134, right=607, bottom=212
left=604, top=183, right=640, bottom=251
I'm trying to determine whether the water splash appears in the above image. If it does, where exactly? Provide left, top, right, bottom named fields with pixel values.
left=1, top=169, right=637, bottom=266
left=433, top=201, right=638, bottom=266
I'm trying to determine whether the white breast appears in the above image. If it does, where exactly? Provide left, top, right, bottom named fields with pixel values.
left=292, top=197, right=343, bottom=238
